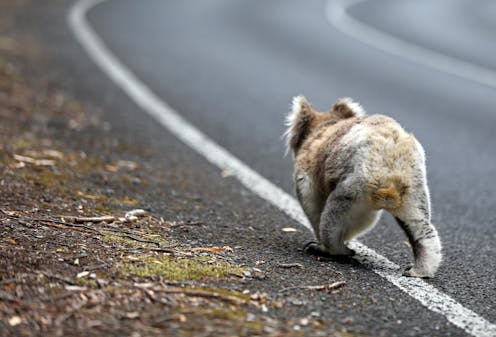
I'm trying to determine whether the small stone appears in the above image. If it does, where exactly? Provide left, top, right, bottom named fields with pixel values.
left=246, top=313, right=256, bottom=321
left=125, top=312, right=140, bottom=319
left=342, top=317, right=354, bottom=325
left=290, top=299, right=305, bottom=306
left=299, top=318, right=310, bottom=326
left=8, top=316, right=22, bottom=326
left=263, top=327, right=275, bottom=334
left=65, top=285, right=87, bottom=291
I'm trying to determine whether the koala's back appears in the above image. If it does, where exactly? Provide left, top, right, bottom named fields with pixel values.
left=295, top=114, right=422, bottom=200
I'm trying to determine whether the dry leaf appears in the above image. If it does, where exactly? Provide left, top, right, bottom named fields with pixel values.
left=121, top=197, right=139, bottom=206
left=105, top=160, right=137, bottom=172
left=25, top=149, right=64, bottom=159
left=77, top=191, right=104, bottom=200
left=3, top=282, right=15, bottom=291
left=4, top=237, right=16, bottom=244
left=194, top=246, right=233, bottom=253
left=65, top=285, right=87, bottom=291
left=77, top=271, right=90, bottom=278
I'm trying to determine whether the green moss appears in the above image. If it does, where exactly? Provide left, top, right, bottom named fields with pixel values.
left=119, top=255, right=245, bottom=281
left=38, top=171, right=68, bottom=187
left=99, top=230, right=155, bottom=248
left=175, top=307, right=266, bottom=337
left=19, top=169, right=69, bottom=188
left=76, top=278, right=98, bottom=288
left=338, top=333, right=359, bottom=337
left=205, top=308, right=248, bottom=320
left=119, top=196, right=139, bottom=206
left=93, top=204, right=113, bottom=214
left=193, top=286, right=252, bottom=302
left=11, top=138, right=36, bottom=150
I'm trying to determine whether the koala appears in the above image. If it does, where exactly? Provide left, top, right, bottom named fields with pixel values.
left=285, top=96, right=442, bottom=278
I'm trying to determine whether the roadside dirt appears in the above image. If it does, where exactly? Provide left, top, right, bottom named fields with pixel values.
left=0, top=1, right=357, bottom=337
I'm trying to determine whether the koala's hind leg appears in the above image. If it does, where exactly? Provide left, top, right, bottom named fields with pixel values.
left=318, top=187, right=360, bottom=256
left=392, top=187, right=442, bottom=278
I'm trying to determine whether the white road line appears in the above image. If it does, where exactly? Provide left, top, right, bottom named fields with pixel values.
left=68, top=1, right=496, bottom=336
left=326, top=0, right=496, bottom=89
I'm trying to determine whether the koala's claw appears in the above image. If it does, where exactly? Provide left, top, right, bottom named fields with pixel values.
left=403, top=266, right=433, bottom=278
left=303, top=241, right=328, bottom=256
left=303, top=241, right=355, bottom=261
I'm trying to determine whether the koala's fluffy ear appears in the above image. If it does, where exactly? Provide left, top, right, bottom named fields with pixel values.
left=284, top=95, right=315, bottom=155
left=331, top=97, right=366, bottom=119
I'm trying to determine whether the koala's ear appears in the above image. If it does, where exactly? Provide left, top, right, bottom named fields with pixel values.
left=284, top=96, right=315, bottom=155
left=331, top=97, right=366, bottom=119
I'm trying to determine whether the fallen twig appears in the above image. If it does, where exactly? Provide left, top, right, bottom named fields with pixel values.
left=100, top=225, right=149, bottom=237
left=39, top=292, right=79, bottom=302
left=136, top=286, right=246, bottom=305
left=128, top=247, right=178, bottom=254
left=1, top=210, right=96, bottom=233
left=0, top=290, right=16, bottom=302
left=84, top=263, right=108, bottom=271
left=38, top=221, right=94, bottom=234
left=279, top=281, right=346, bottom=293
left=13, top=154, right=56, bottom=166
left=170, top=221, right=203, bottom=227
left=40, top=271, right=76, bottom=285
left=0, top=278, right=17, bottom=286
left=38, top=218, right=96, bottom=231
left=121, top=234, right=160, bottom=246
left=276, top=263, right=304, bottom=269
left=191, top=246, right=233, bottom=254
left=70, top=215, right=116, bottom=223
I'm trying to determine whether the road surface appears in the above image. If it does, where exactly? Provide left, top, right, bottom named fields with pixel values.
left=33, top=0, right=496, bottom=335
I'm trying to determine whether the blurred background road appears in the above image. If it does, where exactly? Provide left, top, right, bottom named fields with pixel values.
left=75, top=0, right=496, bottom=335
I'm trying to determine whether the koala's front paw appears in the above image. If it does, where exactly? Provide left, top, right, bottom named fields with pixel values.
left=303, top=241, right=330, bottom=257
left=403, top=265, right=434, bottom=278
left=303, top=241, right=355, bottom=263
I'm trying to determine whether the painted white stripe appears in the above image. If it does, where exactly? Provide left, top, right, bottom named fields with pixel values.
left=326, top=0, right=496, bottom=89
left=68, top=1, right=496, bottom=336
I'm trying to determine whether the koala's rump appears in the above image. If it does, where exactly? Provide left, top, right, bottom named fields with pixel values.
left=297, top=115, right=420, bottom=207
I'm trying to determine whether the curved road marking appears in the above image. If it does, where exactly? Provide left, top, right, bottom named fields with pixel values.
left=326, top=0, right=496, bottom=89
left=68, top=0, right=496, bottom=336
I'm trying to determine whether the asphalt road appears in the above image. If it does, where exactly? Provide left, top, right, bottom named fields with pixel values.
left=65, top=0, right=496, bottom=335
